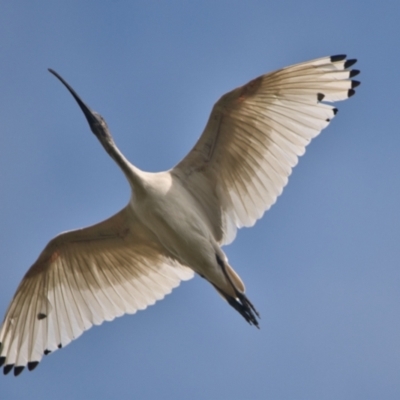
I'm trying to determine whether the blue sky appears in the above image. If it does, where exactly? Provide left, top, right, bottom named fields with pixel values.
left=1, top=1, right=399, bottom=399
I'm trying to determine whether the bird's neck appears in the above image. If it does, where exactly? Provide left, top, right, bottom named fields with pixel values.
left=102, top=139, right=146, bottom=194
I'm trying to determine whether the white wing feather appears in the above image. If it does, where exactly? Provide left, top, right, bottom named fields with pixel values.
left=0, top=206, right=193, bottom=375
left=173, top=55, right=359, bottom=244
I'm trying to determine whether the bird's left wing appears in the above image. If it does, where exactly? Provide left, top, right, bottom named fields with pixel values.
left=0, top=206, right=193, bottom=376
left=172, top=55, right=359, bottom=245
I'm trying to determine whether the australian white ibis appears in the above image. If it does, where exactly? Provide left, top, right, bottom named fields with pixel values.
left=0, top=55, right=359, bottom=375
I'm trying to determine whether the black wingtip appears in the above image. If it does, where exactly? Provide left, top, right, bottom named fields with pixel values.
left=344, top=59, right=357, bottom=69
left=317, top=93, right=325, bottom=102
left=352, top=80, right=361, bottom=88
left=44, top=349, right=51, bottom=355
left=0, top=356, right=5, bottom=367
left=58, top=343, right=62, bottom=349
left=333, top=108, right=338, bottom=115
left=349, top=69, right=360, bottom=78
left=14, top=366, right=24, bottom=377
left=3, top=364, right=14, bottom=375
left=348, top=89, right=356, bottom=98
left=330, top=54, right=346, bottom=62
left=28, top=361, right=39, bottom=371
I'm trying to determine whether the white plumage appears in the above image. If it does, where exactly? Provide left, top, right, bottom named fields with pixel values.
left=0, top=55, right=359, bottom=376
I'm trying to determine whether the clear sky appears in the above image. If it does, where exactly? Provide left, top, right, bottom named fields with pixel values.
left=1, top=1, right=399, bottom=399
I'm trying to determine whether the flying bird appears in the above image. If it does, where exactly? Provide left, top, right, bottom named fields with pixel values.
left=0, top=55, right=359, bottom=376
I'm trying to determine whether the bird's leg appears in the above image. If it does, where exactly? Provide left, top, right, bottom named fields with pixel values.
left=212, top=283, right=260, bottom=328
left=236, top=291, right=260, bottom=319
left=215, top=255, right=260, bottom=328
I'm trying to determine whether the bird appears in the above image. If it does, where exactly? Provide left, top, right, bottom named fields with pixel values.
left=0, top=55, right=359, bottom=376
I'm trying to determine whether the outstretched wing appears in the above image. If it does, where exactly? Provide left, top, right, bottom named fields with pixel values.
left=173, top=55, right=360, bottom=245
left=0, top=206, right=194, bottom=376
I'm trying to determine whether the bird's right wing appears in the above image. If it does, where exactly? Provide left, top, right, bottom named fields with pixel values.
left=173, top=55, right=359, bottom=245
left=0, top=206, right=194, bottom=375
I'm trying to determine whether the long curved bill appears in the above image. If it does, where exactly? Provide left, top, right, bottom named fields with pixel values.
left=48, top=68, right=99, bottom=129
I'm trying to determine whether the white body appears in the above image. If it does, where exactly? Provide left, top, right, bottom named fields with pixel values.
left=132, top=170, right=229, bottom=294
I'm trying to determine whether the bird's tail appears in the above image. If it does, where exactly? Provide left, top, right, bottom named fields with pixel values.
left=213, top=256, right=260, bottom=328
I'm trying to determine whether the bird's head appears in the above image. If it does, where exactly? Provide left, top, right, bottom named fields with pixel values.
left=48, top=69, right=114, bottom=144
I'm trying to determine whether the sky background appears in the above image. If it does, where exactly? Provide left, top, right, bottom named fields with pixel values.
left=0, top=1, right=399, bottom=399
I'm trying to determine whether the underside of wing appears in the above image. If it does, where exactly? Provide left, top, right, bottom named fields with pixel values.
left=173, top=55, right=360, bottom=244
left=0, top=206, right=193, bottom=376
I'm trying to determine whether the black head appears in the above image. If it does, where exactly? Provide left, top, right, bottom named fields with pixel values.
left=48, top=69, right=113, bottom=142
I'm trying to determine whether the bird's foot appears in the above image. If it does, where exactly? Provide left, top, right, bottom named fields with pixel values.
left=227, top=292, right=260, bottom=328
